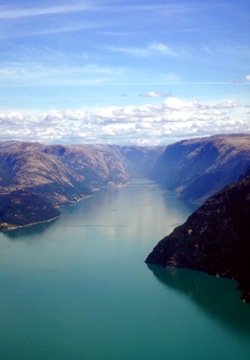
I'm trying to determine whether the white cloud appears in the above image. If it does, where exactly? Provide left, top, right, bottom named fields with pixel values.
left=0, top=97, right=249, bottom=145
left=43, top=110, right=64, bottom=122
left=213, top=100, right=238, bottom=109
left=0, top=111, right=26, bottom=124
left=163, top=97, right=201, bottom=110
left=233, top=74, right=250, bottom=84
left=139, top=91, right=172, bottom=98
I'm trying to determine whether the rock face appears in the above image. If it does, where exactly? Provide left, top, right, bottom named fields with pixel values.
left=145, top=175, right=250, bottom=302
left=149, top=134, right=250, bottom=203
left=0, top=142, right=129, bottom=230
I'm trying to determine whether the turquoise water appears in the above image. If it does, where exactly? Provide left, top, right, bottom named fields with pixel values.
left=1, top=179, right=250, bottom=360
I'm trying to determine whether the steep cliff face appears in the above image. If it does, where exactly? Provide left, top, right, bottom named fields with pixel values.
left=0, top=142, right=130, bottom=230
left=149, top=134, right=250, bottom=203
left=146, top=175, right=250, bottom=302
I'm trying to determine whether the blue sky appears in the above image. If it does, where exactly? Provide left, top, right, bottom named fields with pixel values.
left=0, top=0, right=249, bottom=145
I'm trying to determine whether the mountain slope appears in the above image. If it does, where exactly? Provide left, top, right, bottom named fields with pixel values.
left=146, top=175, right=250, bottom=302
left=149, top=134, right=250, bottom=203
left=0, top=142, right=129, bottom=230
left=0, top=142, right=164, bottom=230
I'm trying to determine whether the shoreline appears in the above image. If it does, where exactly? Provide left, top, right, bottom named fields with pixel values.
left=0, top=214, right=62, bottom=232
left=0, top=182, right=128, bottom=232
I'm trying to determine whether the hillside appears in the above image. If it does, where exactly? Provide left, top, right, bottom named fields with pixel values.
left=149, top=134, right=250, bottom=203
left=146, top=175, right=250, bottom=302
left=0, top=142, right=162, bottom=230
left=0, top=142, right=129, bottom=230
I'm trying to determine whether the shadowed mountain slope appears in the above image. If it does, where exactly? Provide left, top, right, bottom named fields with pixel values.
left=149, top=134, right=250, bottom=203
left=146, top=174, right=250, bottom=302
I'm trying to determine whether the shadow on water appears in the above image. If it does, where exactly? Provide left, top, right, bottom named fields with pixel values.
left=2, top=219, right=57, bottom=239
left=147, top=264, right=250, bottom=338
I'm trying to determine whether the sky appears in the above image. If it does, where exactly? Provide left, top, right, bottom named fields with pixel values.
left=0, top=0, right=250, bottom=145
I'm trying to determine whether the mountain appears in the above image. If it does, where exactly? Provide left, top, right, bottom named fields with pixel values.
left=0, top=142, right=129, bottom=230
left=145, top=174, right=250, bottom=302
left=0, top=141, right=163, bottom=230
left=1, top=135, right=249, bottom=234
left=119, top=145, right=165, bottom=176
left=149, top=134, right=250, bottom=203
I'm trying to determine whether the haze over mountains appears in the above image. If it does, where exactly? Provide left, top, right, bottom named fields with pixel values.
left=149, top=134, right=250, bottom=203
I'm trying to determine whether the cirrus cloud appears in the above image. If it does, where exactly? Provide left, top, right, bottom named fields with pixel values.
left=104, top=43, right=178, bottom=58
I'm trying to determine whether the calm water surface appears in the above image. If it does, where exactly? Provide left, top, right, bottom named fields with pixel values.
left=1, top=179, right=250, bottom=360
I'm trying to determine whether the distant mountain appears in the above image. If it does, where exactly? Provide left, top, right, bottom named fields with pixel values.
left=146, top=174, right=250, bottom=302
left=0, top=141, right=163, bottom=230
left=119, top=145, right=165, bottom=176
left=149, top=134, right=250, bottom=203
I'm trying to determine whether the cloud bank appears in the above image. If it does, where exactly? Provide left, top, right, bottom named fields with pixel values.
left=0, top=97, right=249, bottom=145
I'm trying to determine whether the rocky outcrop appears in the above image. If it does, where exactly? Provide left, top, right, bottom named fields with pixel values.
left=149, top=134, right=250, bottom=203
left=145, top=175, right=250, bottom=302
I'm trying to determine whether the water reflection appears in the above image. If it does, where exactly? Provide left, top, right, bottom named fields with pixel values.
left=148, top=265, right=250, bottom=338
left=2, top=180, right=192, bottom=246
left=55, top=180, right=191, bottom=247
left=2, top=220, right=57, bottom=239
left=1, top=179, right=250, bottom=360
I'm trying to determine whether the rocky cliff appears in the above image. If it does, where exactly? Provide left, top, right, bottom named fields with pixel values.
left=145, top=174, right=250, bottom=302
left=149, top=134, right=250, bottom=203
